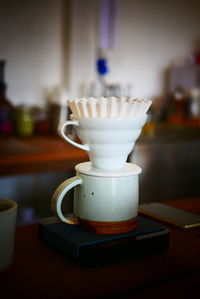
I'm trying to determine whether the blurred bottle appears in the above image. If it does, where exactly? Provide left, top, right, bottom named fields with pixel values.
left=14, top=105, right=34, bottom=137
left=168, top=86, right=187, bottom=125
left=32, top=106, right=50, bottom=135
left=45, top=86, right=69, bottom=135
left=0, top=60, right=13, bottom=136
left=89, top=50, right=109, bottom=97
left=195, top=50, right=200, bottom=65
left=142, top=108, right=155, bottom=137
left=185, top=88, right=200, bottom=126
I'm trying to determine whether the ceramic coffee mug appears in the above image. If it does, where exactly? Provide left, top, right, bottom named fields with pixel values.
left=52, top=162, right=142, bottom=234
left=58, top=115, right=147, bottom=170
left=0, top=198, right=17, bottom=271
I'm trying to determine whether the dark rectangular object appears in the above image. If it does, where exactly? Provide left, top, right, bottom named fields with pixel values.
left=38, top=216, right=169, bottom=265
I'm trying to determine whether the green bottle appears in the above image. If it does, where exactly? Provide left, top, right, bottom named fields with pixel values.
left=15, top=106, right=34, bottom=137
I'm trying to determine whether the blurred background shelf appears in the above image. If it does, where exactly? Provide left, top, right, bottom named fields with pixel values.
left=132, top=125, right=200, bottom=205
left=1, top=124, right=199, bottom=176
left=0, top=135, right=88, bottom=176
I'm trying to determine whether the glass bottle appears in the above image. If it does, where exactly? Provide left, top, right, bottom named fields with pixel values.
left=0, top=60, right=13, bottom=136
left=169, top=86, right=187, bottom=125
left=14, top=105, right=34, bottom=137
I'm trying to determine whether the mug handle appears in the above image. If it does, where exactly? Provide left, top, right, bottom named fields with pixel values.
left=52, top=176, right=82, bottom=224
left=58, top=120, right=90, bottom=151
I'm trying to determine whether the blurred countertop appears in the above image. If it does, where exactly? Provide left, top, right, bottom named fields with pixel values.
left=0, top=135, right=88, bottom=176
left=140, top=122, right=200, bottom=143
left=0, top=124, right=199, bottom=177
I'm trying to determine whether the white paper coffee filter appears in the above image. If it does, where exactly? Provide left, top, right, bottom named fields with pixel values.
left=67, top=97, right=152, bottom=119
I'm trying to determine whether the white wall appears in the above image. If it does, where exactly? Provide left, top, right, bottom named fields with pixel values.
left=0, top=0, right=200, bottom=105
left=68, top=0, right=97, bottom=98
left=0, top=0, right=64, bottom=106
left=112, top=0, right=200, bottom=98
left=70, top=0, right=200, bottom=99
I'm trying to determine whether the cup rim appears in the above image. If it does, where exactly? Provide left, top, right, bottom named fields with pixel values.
left=0, top=198, right=17, bottom=215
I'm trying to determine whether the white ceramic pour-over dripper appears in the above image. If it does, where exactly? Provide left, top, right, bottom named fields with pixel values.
left=67, top=97, right=152, bottom=119
left=58, top=114, right=147, bottom=170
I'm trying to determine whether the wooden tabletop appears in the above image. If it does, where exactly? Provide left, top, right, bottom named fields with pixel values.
left=0, top=136, right=88, bottom=176
left=0, top=198, right=199, bottom=298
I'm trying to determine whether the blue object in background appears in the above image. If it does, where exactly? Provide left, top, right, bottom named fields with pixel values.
left=97, top=58, right=109, bottom=75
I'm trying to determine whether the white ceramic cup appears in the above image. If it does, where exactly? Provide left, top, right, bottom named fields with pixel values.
left=0, top=198, right=17, bottom=271
left=58, top=115, right=147, bottom=170
left=52, top=162, right=141, bottom=234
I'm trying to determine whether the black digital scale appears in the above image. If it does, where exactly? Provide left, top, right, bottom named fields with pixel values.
left=39, top=216, right=169, bottom=265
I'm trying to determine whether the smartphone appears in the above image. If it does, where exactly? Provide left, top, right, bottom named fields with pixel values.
left=139, top=202, right=200, bottom=229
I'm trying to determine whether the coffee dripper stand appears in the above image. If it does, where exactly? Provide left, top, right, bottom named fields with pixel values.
left=38, top=125, right=169, bottom=263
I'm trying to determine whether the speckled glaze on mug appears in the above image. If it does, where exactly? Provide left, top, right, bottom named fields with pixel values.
left=52, top=162, right=142, bottom=234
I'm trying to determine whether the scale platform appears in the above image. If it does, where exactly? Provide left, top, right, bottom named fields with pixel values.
left=38, top=216, right=169, bottom=265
